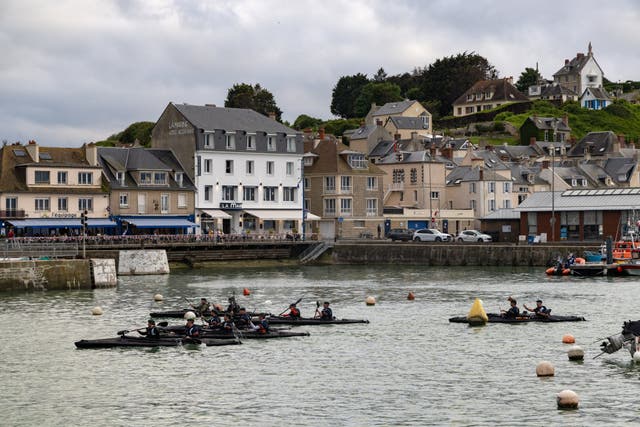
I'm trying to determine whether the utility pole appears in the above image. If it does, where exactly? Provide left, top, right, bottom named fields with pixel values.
left=81, top=209, right=87, bottom=259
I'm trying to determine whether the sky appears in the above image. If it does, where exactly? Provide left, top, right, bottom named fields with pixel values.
left=1, top=0, right=639, bottom=147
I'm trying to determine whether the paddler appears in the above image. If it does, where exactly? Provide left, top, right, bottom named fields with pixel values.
left=256, top=313, right=270, bottom=334
left=319, top=301, right=334, bottom=321
left=191, top=298, right=210, bottom=314
left=207, top=312, right=222, bottom=328
left=235, top=307, right=254, bottom=330
left=500, top=296, right=520, bottom=318
left=523, top=299, right=550, bottom=318
left=139, top=319, right=160, bottom=340
left=185, top=318, right=200, bottom=338
left=283, top=303, right=301, bottom=319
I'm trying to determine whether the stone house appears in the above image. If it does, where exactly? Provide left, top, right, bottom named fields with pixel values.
left=452, top=77, right=529, bottom=117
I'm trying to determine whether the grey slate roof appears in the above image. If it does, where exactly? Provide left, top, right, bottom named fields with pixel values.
left=515, top=188, right=640, bottom=211
left=483, top=208, right=521, bottom=220
left=526, top=116, right=571, bottom=132
left=369, top=140, right=395, bottom=158
left=567, top=131, right=617, bottom=157
left=495, top=145, right=540, bottom=162
left=582, top=87, right=611, bottom=100
left=388, top=116, right=430, bottom=130
left=173, top=103, right=297, bottom=134
left=348, top=125, right=379, bottom=140
left=372, top=100, right=416, bottom=116
left=540, top=84, right=578, bottom=98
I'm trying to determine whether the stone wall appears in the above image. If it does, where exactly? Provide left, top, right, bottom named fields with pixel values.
left=118, top=250, right=170, bottom=275
left=0, top=259, right=91, bottom=291
left=91, top=258, right=118, bottom=287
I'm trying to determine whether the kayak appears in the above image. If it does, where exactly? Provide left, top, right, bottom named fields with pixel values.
left=448, top=313, right=586, bottom=324
left=265, top=316, right=369, bottom=326
left=75, top=335, right=241, bottom=348
left=160, top=325, right=310, bottom=339
left=150, top=309, right=269, bottom=318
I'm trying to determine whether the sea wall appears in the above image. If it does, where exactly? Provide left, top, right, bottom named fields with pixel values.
left=118, top=250, right=170, bottom=275
left=330, top=243, right=600, bottom=266
left=0, top=259, right=91, bottom=291
left=91, top=258, right=118, bottom=288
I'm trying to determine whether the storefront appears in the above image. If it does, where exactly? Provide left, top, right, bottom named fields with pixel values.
left=6, top=218, right=117, bottom=236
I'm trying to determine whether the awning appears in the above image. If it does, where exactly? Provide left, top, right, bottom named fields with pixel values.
left=200, top=209, right=232, bottom=219
left=6, top=218, right=116, bottom=229
left=122, top=217, right=196, bottom=228
left=244, top=209, right=305, bottom=220
left=305, top=213, right=321, bottom=221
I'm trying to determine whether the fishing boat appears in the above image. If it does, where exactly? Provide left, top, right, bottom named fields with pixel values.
left=265, top=316, right=369, bottom=325
left=74, top=335, right=240, bottom=348
left=448, top=313, right=586, bottom=324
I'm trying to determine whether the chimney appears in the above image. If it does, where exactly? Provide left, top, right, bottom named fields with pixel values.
left=25, top=140, right=39, bottom=162
left=530, top=137, right=537, bottom=146
left=376, top=119, right=383, bottom=126
left=506, top=76, right=513, bottom=85
left=85, top=142, right=98, bottom=166
left=318, top=127, right=325, bottom=140
left=584, top=147, right=591, bottom=161
left=564, top=59, right=569, bottom=65
left=542, top=160, right=549, bottom=169
left=442, top=144, right=453, bottom=160
left=268, top=112, right=276, bottom=120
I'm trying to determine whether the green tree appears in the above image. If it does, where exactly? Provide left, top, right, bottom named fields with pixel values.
left=421, top=52, right=498, bottom=117
left=373, top=67, right=388, bottom=82
left=120, top=122, right=155, bottom=146
left=292, top=114, right=324, bottom=130
left=224, top=83, right=283, bottom=121
left=515, top=67, right=543, bottom=92
left=353, top=82, right=403, bottom=117
left=323, top=118, right=363, bottom=138
left=330, top=73, right=369, bottom=118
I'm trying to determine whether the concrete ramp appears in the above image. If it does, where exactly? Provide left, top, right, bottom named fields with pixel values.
left=118, top=250, right=170, bottom=275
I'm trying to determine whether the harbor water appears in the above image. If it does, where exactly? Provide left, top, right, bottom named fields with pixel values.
left=1, top=265, right=639, bottom=426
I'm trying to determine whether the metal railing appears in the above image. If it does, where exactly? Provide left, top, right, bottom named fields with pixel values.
left=1, top=239, right=79, bottom=259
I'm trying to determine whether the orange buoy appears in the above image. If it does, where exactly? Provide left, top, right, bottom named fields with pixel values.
left=562, top=334, right=575, bottom=344
left=243, top=288, right=250, bottom=296
left=407, top=292, right=415, bottom=300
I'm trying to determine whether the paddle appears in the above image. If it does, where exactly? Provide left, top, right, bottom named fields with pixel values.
left=314, top=300, right=321, bottom=319
left=278, top=297, right=303, bottom=316
left=117, top=321, right=168, bottom=335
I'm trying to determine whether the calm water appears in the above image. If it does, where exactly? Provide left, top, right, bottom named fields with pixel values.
left=1, top=265, right=639, bottom=426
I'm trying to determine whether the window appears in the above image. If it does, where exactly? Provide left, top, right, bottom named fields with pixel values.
left=431, top=191, right=439, bottom=199
left=410, top=168, right=418, bottom=184
left=527, top=211, right=537, bottom=235
left=58, top=197, right=68, bottom=211
left=324, top=176, right=335, bottom=192
left=57, top=171, right=67, bottom=184
left=470, top=199, right=476, bottom=210
left=366, top=177, right=377, bottom=191
left=366, top=199, right=377, bottom=216
left=246, top=160, right=254, bottom=175
left=503, top=199, right=511, bottom=209
left=35, top=171, right=50, bottom=184
left=266, top=161, right=274, bottom=175
left=78, top=172, right=93, bottom=185
left=392, top=169, right=405, bottom=183
left=140, top=172, right=152, bottom=184
left=243, top=186, right=256, bottom=201
left=304, top=156, right=313, bottom=166
left=196, top=156, right=201, bottom=176
left=177, top=193, right=186, bottom=208
left=246, top=135, right=256, bottom=150
left=340, top=198, right=352, bottom=216
left=204, top=185, right=212, bottom=202
left=263, top=186, right=277, bottom=202
left=286, top=162, right=294, bottom=176
left=304, top=178, right=310, bottom=190
left=414, top=190, right=418, bottom=201
left=267, top=136, right=276, bottom=151
left=340, top=176, right=352, bottom=192
left=304, top=198, right=310, bottom=211
left=204, top=159, right=212, bottom=174
left=154, top=172, right=166, bottom=185
left=283, top=187, right=296, bottom=202
left=286, top=137, right=296, bottom=152
left=503, top=182, right=511, bottom=193
left=160, top=194, right=169, bottom=213
left=204, top=133, right=214, bottom=148
left=470, top=182, right=476, bottom=193
left=78, top=198, right=93, bottom=212
left=488, top=182, right=495, bottom=193
left=6, top=197, right=17, bottom=212
left=138, top=194, right=146, bottom=214
left=348, top=154, right=366, bottom=169
left=35, top=198, right=50, bottom=211
left=222, top=186, right=237, bottom=201
left=324, top=198, right=336, bottom=215
left=467, top=94, right=474, bottom=101
left=225, top=160, right=234, bottom=174
left=488, top=199, right=495, bottom=212
left=175, top=172, right=183, bottom=187
left=120, top=192, right=129, bottom=208
left=116, top=171, right=125, bottom=186
left=465, top=106, right=474, bottom=114
left=225, top=133, right=235, bottom=149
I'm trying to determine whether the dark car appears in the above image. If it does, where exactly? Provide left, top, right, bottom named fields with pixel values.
left=386, top=228, right=414, bottom=242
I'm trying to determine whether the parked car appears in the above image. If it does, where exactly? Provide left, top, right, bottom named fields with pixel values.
left=412, top=228, right=452, bottom=242
left=456, top=229, right=493, bottom=242
left=386, top=228, right=414, bottom=242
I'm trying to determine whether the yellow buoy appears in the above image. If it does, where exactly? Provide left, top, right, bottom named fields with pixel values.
left=562, top=334, right=576, bottom=344
left=557, top=390, right=579, bottom=409
left=153, top=294, right=164, bottom=301
left=365, top=296, right=376, bottom=306
left=91, top=306, right=103, bottom=316
left=536, top=361, right=555, bottom=377
left=466, top=298, right=488, bottom=326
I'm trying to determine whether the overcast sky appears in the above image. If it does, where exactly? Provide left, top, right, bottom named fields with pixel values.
left=1, top=0, right=639, bottom=147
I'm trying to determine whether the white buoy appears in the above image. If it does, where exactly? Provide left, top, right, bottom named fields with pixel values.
left=153, top=294, right=164, bottom=301
left=536, top=361, right=555, bottom=377
left=184, top=311, right=197, bottom=320
left=567, top=345, right=585, bottom=361
left=557, top=389, right=579, bottom=409
left=91, top=306, right=104, bottom=316
left=633, top=351, right=640, bottom=363
left=365, top=296, right=376, bottom=306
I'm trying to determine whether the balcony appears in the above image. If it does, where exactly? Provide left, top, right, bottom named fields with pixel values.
left=0, top=210, right=26, bottom=218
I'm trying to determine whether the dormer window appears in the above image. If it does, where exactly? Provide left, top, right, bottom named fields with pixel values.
left=303, top=157, right=314, bottom=166
left=467, top=94, right=474, bottom=102
left=204, top=133, right=214, bottom=148
left=154, top=172, right=167, bottom=185
left=140, top=172, right=152, bottom=184
left=246, top=135, right=256, bottom=150
left=116, top=171, right=125, bottom=186
left=348, top=154, right=366, bottom=169
left=225, top=133, right=236, bottom=150
left=476, top=93, right=483, bottom=100
left=175, top=172, right=183, bottom=187
left=267, top=135, right=276, bottom=151
left=286, top=137, right=296, bottom=152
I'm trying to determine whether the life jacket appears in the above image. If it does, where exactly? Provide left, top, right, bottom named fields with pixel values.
left=321, top=307, right=333, bottom=320
left=289, top=307, right=300, bottom=318
left=258, top=320, right=269, bottom=334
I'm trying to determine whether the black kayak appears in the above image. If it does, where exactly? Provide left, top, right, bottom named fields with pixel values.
left=150, top=309, right=269, bottom=318
left=448, top=313, right=586, bottom=324
left=74, top=335, right=240, bottom=348
left=160, top=325, right=309, bottom=339
left=265, top=316, right=369, bottom=326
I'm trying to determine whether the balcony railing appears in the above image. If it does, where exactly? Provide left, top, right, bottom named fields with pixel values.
left=0, top=210, right=26, bottom=218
